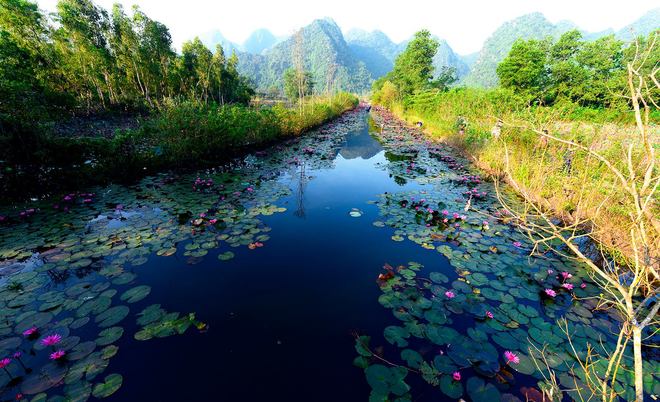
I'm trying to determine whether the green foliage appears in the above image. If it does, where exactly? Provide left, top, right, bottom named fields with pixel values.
left=496, top=29, right=652, bottom=108
left=497, top=38, right=550, bottom=102
left=389, top=30, right=439, bottom=96
left=0, top=0, right=254, bottom=121
left=282, top=68, right=314, bottom=101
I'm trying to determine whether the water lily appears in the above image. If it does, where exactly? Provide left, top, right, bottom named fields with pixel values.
left=40, top=334, right=62, bottom=346
left=452, top=371, right=461, bottom=381
left=445, top=290, right=455, bottom=299
left=562, top=283, right=574, bottom=290
left=581, top=283, right=587, bottom=289
left=0, top=358, right=11, bottom=369
left=22, top=327, right=38, bottom=337
left=504, top=351, right=520, bottom=364
left=561, top=271, right=572, bottom=280
left=545, top=289, right=557, bottom=297
left=513, top=241, right=522, bottom=248
left=49, top=350, right=66, bottom=360
left=12, top=352, right=21, bottom=359
left=486, top=311, right=494, bottom=319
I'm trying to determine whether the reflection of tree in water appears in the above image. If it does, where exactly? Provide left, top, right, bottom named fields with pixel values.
left=393, top=176, right=408, bottom=186
left=294, top=161, right=307, bottom=218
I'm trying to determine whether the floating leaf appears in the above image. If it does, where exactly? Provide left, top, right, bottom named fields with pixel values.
left=120, top=285, right=151, bottom=304
left=92, top=373, right=123, bottom=398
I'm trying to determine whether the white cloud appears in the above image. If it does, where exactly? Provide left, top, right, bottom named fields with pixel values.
left=35, top=0, right=657, bottom=54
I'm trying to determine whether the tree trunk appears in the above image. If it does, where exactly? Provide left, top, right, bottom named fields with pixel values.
left=632, top=325, right=644, bottom=401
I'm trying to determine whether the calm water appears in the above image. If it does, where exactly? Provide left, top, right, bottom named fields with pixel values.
left=0, top=107, right=650, bottom=401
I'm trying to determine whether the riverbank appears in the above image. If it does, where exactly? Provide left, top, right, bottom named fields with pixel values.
left=376, top=89, right=659, bottom=264
left=0, top=93, right=358, bottom=203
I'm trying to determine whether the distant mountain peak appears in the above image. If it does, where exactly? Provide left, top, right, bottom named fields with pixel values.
left=243, top=29, right=278, bottom=54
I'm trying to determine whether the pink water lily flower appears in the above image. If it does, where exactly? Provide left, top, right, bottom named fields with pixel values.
left=0, top=358, right=11, bottom=369
left=22, top=327, right=38, bottom=337
left=513, top=241, right=522, bottom=248
left=580, top=283, right=587, bottom=289
left=40, top=334, right=62, bottom=346
left=452, top=371, right=461, bottom=381
left=49, top=350, right=66, bottom=360
left=547, top=269, right=554, bottom=274
left=504, top=351, right=520, bottom=364
left=561, top=271, right=572, bottom=279
left=562, top=283, right=574, bottom=290
left=545, top=289, right=557, bottom=297
left=486, top=311, right=494, bottom=319
left=445, top=291, right=455, bottom=299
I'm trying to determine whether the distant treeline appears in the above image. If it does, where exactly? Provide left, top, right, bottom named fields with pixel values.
left=0, top=0, right=253, bottom=125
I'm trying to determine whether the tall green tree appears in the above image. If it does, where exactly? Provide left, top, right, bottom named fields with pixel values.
left=54, top=0, right=116, bottom=109
left=389, top=29, right=439, bottom=96
left=497, top=38, right=550, bottom=103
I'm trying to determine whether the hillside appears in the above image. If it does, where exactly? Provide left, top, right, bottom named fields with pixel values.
left=617, top=7, right=660, bottom=41
left=462, top=13, right=575, bottom=87
left=243, top=29, right=279, bottom=54
left=237, top=19, right=372, bottom=94
left=345, top=30, right=469, bottom=80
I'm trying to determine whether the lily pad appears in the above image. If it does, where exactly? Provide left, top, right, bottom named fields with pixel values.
left=92, top=373, right=123, bottom=398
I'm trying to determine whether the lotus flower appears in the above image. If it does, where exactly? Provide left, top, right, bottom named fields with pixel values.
left=40, top=334, right=62, bottom=346
left=49, top=350, right=65, bottom=360
left=544, top=289, right=557, bottom=297
left=504, top=351, right=520, bottom=364
left=452, top=371, right=461, bottom=381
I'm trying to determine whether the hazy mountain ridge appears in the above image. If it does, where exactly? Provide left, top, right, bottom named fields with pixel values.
left=237, top=19, right=372, bottom=93
left=195, top=8, right=658, bottom=92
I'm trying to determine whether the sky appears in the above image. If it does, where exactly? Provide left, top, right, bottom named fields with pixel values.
left=35, top=0, right=657, bottom=55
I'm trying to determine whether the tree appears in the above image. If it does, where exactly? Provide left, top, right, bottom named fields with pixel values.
left=54, top=0, right=115, bottom=109
left=496, top=38, right=550, bottom=103
left=283, top=68, right=314, bottom=101
left=389, top=29, right=439, bottom=96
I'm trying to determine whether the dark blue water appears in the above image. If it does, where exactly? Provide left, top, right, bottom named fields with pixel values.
left=103, top=113, right=453, bottom=401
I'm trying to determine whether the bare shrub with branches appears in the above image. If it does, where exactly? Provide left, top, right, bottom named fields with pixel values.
left=494, top=34, right=659, bottom=401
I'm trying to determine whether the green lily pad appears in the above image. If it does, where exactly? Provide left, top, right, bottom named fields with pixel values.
left=218, top=251, right=235, bottom=261
left=120, top=285, right=151, bottom=303
left=92, top=373, right=123, bottom=398
left=95, top=305, right=130, bottom=328
left=96, top=327, right=124, bottom=346
left=440, top=374, right=464, bottom=398
left=467, top=377, right=500, bottom=402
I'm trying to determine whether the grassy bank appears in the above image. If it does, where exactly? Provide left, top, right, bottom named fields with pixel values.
left=0, top=93, right=358, bottom=200
left=379, top=87, right=659, bottom=261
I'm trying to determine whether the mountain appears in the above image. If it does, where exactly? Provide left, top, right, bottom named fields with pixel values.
left=433, top=38, right=470, bottom=78
left=243, top=29, right=279, bottom=54
left=616, top=8, right=660, bottom=41
left=198, top=30, right=242, bottom=54
left=345, top=29, right=400, bottom=79
left=237, top=19, right=372, bottom=94
left=462, top=13, right=576, bottom=87
left=345, top=30, right=469, bottom=80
